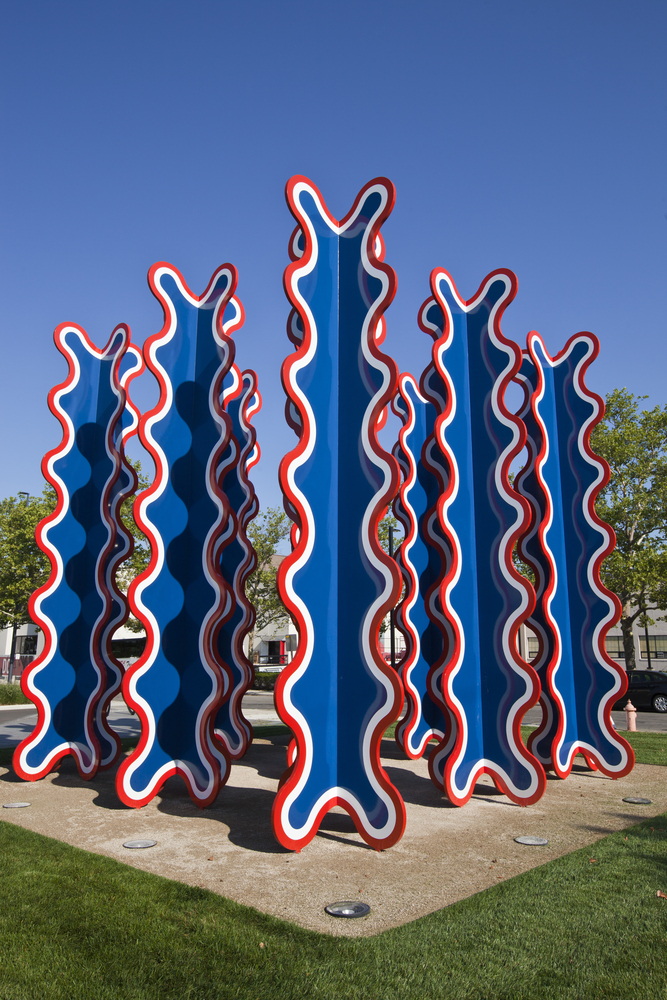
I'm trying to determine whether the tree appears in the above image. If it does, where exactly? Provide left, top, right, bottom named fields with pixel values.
left=378, top=505, right=402, bottom=555
left=591, top=388, right=667, bottom=670
left=246, top=507, right=292, bottom=659
left=0, top=487, right=55, bottom=672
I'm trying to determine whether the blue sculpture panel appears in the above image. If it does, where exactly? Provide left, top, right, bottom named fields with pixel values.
left=392, top=372, right=451, bottom=758
left=273, top=176, right=405, bottom=851
left=117, top=263, right=240, bottom=808
left=15, top=323, right=129, bottom=781
left=514, top=333, right=633, bottom=778
left=424, top=269, right=546, bottom=806
left=214, top=365, right=261, bottom=760
left=95, top=343, right=145, bottom=769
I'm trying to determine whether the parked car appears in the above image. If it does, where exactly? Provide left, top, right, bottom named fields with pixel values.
left=613, top=670, right=667, bottom=713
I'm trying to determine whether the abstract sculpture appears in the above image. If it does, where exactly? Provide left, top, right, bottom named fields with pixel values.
left=15, top=322, right=131, bottom=780
left=214, top=367, right=261, bottom=760
left=422, top=269, right=546, bottom=807
left=514, top=332, right=633, bottom=778
left=116, top=263, right=243, bottom=808
left=392, top=372, right=451, bottom=759
left=15, top=176, right=633, bottom=843
left=273, top=176, right=406, bottom=850
left=94, top=342, right=145, bottom=769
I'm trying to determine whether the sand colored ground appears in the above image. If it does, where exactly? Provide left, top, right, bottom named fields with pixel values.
left=2, top=730, right=665, bottom=937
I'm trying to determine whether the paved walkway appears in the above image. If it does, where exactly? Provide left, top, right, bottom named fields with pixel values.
left=1, top=730, right=665, bottom=937
left=0, top=689, right=280, bottom=749
left=2, top=691, right=665, bottom=750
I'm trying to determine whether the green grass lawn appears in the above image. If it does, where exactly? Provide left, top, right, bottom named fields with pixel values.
left=519, top=726, right=667, bottom=767
left=0, top=815, right=666, bottom=1000
left=1, top=726, right=666, bottom=998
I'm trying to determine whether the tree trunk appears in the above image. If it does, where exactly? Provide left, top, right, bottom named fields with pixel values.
left=621, top=609, right=636, bottom=670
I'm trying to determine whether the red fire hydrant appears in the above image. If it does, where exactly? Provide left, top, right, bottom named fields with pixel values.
left=624, top=700, right=637, bottom=732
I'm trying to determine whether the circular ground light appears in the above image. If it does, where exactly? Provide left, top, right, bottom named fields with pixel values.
left=2, top=802, right=31, bottom=809
left=123, top=839, right=157, bottom=849
left=325, top=901, right=371, bottom=919
left=515, top=836, right=549, bottom=846
left=622, top=797, right=652, bottom=805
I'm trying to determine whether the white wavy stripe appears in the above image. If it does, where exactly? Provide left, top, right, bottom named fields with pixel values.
left=422, top=365, right=447, bottom=412
left=120, top=344, right=144, bottom=443
left=216, top=430, right=239, bottom=495
left=196, top=285, right=234, bottom=781
left=99, top=341, right=145, bottom=727
left=246, top=393, right=261, bottom=423
left=280, top=181, right=400, bottom=842
left=513, top=367, right=533, bottom=422
left=90, top=329, right=128, bottom=753
left=355, top=183, right=404, bottom=839
left=122, top=266, right=233, bottom=801
left=21, top=327, right=124, bottom=775
left=526, top=333, right=627, bottom=773
left=429, top=297, right=468, bottom=793
left=434, top=273, right=540, bottom=800
left=215, top=378, right=257, bottom=753
left=19, top=331, right=79, bottom=775
left=566, top=335, right=628, bottom=772
left=235, top=377, right=257, bottom=525
left=524, top=335, right=567, bottom=770
left=396, top=376, right=435, bottom=756
left=276, top=192, right=320, bottom=837
left=420, top=299, right=443, bottom=340
left=395, top=381, right=423, bottom=753
left=486, top=281, right=540, bottom=797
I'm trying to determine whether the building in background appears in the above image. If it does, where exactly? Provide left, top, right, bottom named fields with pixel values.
left=519, top=612, right=667, bottom=671
left=0, top=622, right=43, bottom=682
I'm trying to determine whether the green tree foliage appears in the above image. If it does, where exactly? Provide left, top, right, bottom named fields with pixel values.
left=378, top=505, right=402, bottom=636
left=245, top=507, right=292, bottom=656
left=591, top=388, right=667, bottom=670
left=0, top=460, right=152, bottom=645
left=378, top=506, right=402, bottom=555
left=0, top=488, right=55, bottom=636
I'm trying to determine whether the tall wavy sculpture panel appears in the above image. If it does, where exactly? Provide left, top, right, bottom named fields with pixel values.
left=214, top=366, right=261, bottom=760
left=273, top=175, right=405, bottom=851
left=514, top=332, right=633, bottom=779
left=94, top=343, right=145, bottom=769
left=14, top=323, right=129, bottom=781
left=392, top=372, right=451, bottom=759
left=423, top=269, right=546, bottom=807
left=116, top=263, right=242, bottom=808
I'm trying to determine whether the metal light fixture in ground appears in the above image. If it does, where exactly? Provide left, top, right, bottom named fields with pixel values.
left=123, top=839, right=157, bottom=849
left=622, top=797, right=652, bottom=805
left=2, top=802, right=31, bottom=809
left=325, top=901, right=371, bottom=918
left=515, top=836, right=549, bottom=846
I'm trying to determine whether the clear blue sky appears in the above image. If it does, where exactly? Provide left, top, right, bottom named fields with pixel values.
left=1, top=1, right=665, bottom=519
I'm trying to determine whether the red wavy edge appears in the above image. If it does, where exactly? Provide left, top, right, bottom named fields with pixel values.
left=272, top=175, right=406, bottom=851
left=116, top=263, right=239, bottom=809
left=214, top=368, right=262, bottom=760
left=391, top=379, right=419, bottom=754
left=427, top=268, right=546, bottom=807
left=96, top=340, right=146, bottom=770
left=391, top=373, right=447, bottom=759
left=521, top=331, right=633, bottom=779
left=15, top=323, right=129, bottom=782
